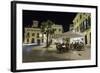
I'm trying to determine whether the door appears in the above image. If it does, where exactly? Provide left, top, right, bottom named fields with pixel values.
left=85, top=35, right=87, bottom=44
left=31, top=38, right=35, bottom=43
left=37, top=39, right=40, bottom=45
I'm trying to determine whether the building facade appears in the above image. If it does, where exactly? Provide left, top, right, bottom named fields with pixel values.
left=24, top=28, right=43, bottom=45
left=72, top=13, right=91, bottom=46
left=51, top=24, right=63, bottom=43
left=52, top=24, right=63, bottom=34
left=24, top=21, right=63, bottom=45
left=24, top=20, right=44, bottom=45
left=70, top=24, right=74, bottom=32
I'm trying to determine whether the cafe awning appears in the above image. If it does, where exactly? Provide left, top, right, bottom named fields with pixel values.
left=54, top=31, right=84, bottom=38
left=62, top=31, right=84, bottom=38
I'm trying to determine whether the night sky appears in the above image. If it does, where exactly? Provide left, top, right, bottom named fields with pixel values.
left=23, top=10, right=77, bottom=32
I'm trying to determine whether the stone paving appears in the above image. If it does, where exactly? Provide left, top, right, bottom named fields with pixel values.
left=22, top=45, right=91, bottom=63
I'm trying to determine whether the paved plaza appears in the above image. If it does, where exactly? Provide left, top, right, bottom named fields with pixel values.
left=23, top=44, right=91, bottom=63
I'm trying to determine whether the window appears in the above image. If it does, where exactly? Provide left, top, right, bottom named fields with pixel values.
left=88, top=16, right=91, bottom=27
left=80, top=14, right=82, bottom=19
left=77, top=26, right=80, bottom=32
left=27, top=32, right=29, bottom=36
left=59, top=29, right=61, bottom=32
left=37, top=39, right=40, bottom=45
left=82, top=22, right=84, bottom=32
left=54, top=29, right=56, bottom=31
left=31, top=38, right=35, bottom=43
left=42, top=39, right=44, bottom=43
left=85, top=35, right=87, bottom=44
left=77, top=20, right=78, bottom=23
left=26, top=32, right=30, bottom=38
left=80, top=23, right=83, bottom=32
left=84, top=20, right=87, bottom=30
left=90, top=33, right=91, bottom=44
left=32, top=33, right=35, bottom=36
left=37, top=33, right=39, bottom=38
left=86, top=19, right=88, bottom=29
left=27, top=39, right=29, bottom=43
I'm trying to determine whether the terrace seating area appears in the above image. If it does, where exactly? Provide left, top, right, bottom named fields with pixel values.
left=56, top=42, right=84, bottom=53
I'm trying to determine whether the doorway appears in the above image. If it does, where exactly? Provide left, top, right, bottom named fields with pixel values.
left=85, top=35, right=87, bottom=44
left=37, top=39, right=40, bottom=45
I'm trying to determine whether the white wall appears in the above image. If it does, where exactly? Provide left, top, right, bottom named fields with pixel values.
left=0, top=0, right=100, bottom=73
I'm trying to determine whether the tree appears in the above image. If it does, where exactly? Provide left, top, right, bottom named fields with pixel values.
left=41, top=20, right=54, bottom=48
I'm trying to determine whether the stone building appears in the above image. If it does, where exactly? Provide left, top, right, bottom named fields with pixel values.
left=72, top=13, right=91, bottom=46
left=24, top=20, right=44, bottom=45
left=23, top=21, right=63, bottom=45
